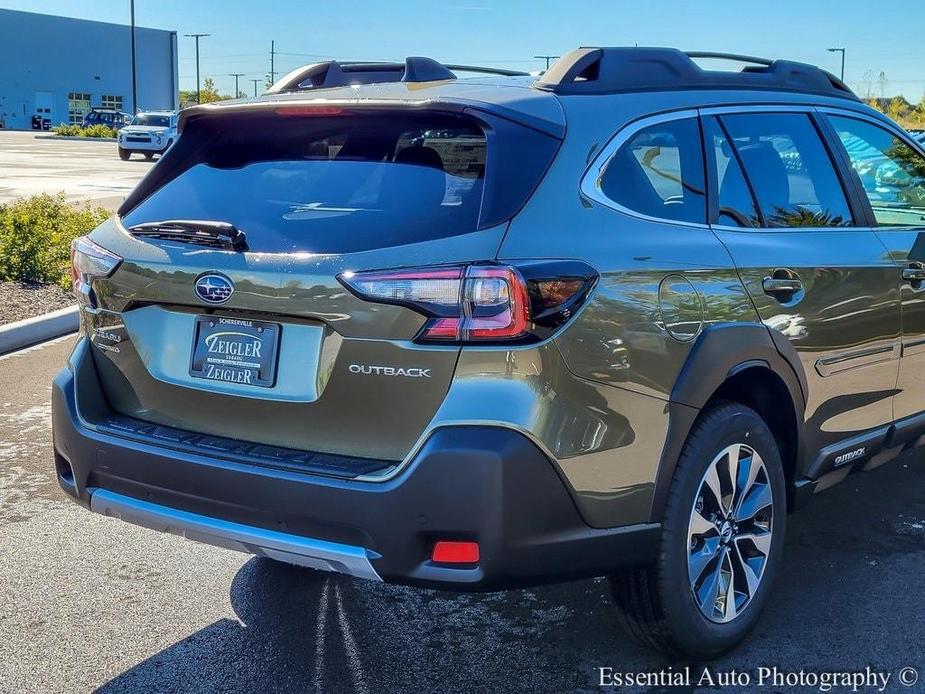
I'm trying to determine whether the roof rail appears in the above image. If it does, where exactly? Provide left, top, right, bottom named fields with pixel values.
left=443, top=64, right=531, bottom=77
left=534, top=47, right=857, bottom=100
left=685, top=51, right=773, bottom=67
left=266, top=58, right=529, bottom=94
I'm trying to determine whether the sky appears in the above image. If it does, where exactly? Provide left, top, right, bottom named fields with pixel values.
left=1, top=0, right=923, bottom=101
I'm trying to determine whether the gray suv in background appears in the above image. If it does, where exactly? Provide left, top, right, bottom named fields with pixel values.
left=53, top=48, right=925, bottom=657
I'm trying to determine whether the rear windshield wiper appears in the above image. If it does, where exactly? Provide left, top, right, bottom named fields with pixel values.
left=126, top=220, right=248, bottom=252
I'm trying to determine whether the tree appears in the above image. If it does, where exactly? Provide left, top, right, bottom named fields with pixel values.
left=179, top=77, right=232, bottom=106
left=887, top=96, right=909, bottom=123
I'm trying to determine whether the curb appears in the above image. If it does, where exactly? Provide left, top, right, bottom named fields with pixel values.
left=0, top=306, right=79, bottom=355
left=34, top=134, right=118, bottom=143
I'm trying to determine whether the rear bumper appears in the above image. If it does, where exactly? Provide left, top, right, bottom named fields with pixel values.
left=52, top=349, right=659, bottom=591
left=89, top=488, right=383, bottom=580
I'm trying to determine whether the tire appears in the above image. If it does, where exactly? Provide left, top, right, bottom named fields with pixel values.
left=143, top=152, right=154, bottom=160
left=118, top=148, right=130, bottom=161
left=609, top=401, right=786, bottom=658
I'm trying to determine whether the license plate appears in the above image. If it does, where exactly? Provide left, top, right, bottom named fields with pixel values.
left=189, top=316, right=280, bottom=388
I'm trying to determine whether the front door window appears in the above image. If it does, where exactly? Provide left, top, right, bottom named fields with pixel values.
left=828, top=115, right=925, bottom=227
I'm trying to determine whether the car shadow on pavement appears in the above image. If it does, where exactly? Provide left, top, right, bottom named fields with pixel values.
left=96, top=557, right=665, bottom=693
left=98, top=454, right=925, bottom=694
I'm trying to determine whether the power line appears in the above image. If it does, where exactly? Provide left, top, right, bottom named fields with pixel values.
left=178, top=52, right=266, bottom=61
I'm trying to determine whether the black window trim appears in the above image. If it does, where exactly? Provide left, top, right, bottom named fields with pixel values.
left=818, top=107, right=925, bottom=231
left=703, top=114, right=766, bottom=228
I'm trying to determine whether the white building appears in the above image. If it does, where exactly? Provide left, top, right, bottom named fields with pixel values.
left=0, top=8, right=178, bottom=129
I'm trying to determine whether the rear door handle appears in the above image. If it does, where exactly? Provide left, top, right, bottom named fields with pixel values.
left=762, top=275, right=803, bottom=297
left=902, top=266, right=925, bottom=282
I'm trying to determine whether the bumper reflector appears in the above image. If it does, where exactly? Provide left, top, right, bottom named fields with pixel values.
left=431, top=541, right=480, bottom=564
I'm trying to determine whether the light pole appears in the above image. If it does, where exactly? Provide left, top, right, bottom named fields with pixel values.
left=827, top=47, right=846, bottom=82
left=184, top=33, right=210, bottom=103
left=229, top=73, right=244, bottom=98
left=534, top=55, right=560, bottom=71
left=130, top=0, right=137, bottom=113
left=252, top=78, right=261, bottom=97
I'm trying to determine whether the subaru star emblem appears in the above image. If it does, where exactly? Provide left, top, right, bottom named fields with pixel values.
left=195, top=273, right=234, bottom=304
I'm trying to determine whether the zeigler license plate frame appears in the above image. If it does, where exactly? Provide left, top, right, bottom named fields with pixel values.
left=189, top=315, right=281, bottom=388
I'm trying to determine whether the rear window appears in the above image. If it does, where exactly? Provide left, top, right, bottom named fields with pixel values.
left=121, top=113, right=488, bottom=254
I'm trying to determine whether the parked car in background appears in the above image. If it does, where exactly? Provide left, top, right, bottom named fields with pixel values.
left=117, top=111, right=178, bottom=161
left=82, top=107, right=132, bottom=130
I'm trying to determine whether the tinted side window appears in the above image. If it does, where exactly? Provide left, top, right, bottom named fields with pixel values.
left=721, top=113, right=853, bottom=228
left=704, top=117, right=761, bottom=227
left=828, top=115, right=925, bottom=227
left=599, top=118, right=706, bottom=224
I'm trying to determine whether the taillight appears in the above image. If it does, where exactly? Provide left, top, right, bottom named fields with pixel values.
left=338, top=261, right=597, bottom=344
left=71, top=236, right=121, bottom=308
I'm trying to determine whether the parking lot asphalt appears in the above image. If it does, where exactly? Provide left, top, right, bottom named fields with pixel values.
left=1, top=335, right=924, bottom=693
left=0, top=130, right=154, bottom=210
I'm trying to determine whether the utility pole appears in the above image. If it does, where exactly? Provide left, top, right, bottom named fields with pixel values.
left=130, top=0, right=137, bottom=114
left=184, top=33, right=210, bottom=103
left=252, top=78, right=261, bottom=96
left=229, top=73, right=244, bottom=98
left=534, top=55, right=560, bottom=71
left=270, top=40, right=276, bottom=86
left=827, top=47, right=846, bottom=82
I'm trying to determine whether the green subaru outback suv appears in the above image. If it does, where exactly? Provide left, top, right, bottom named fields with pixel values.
left=52, top=48, right=925, bottom=657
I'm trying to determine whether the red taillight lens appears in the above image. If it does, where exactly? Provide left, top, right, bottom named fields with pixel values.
left=431, top=541, right=480, bottom=564
left=462, top=266, right=530, bottom=340
left=338, top=261, right=597, bottom=344
left=71, top=236, right=122, bottom=308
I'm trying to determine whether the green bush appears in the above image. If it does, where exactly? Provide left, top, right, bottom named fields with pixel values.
left=83, top=124, right=119, bottom=138
left=52, top=123, right=82, bottom=136
left=0, top=193, right=110, bottom=289
left=52, top=123, right=118, bottom=138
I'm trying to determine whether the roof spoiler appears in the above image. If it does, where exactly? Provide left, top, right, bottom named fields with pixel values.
left=535, top=47, right=857, bottom=100
left=267, top=57, right=530, bottom=94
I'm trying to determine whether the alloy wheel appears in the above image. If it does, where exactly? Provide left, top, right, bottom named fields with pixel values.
left=687, top=443, right=774, bottom=624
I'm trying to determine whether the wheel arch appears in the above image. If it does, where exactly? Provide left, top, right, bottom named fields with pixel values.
left=649, top=323, right=807, bottom=521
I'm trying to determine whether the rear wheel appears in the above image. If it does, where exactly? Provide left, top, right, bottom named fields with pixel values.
left=609, top=402, right=786, bottom=658
left=118, top=148, right=130, bottom=161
